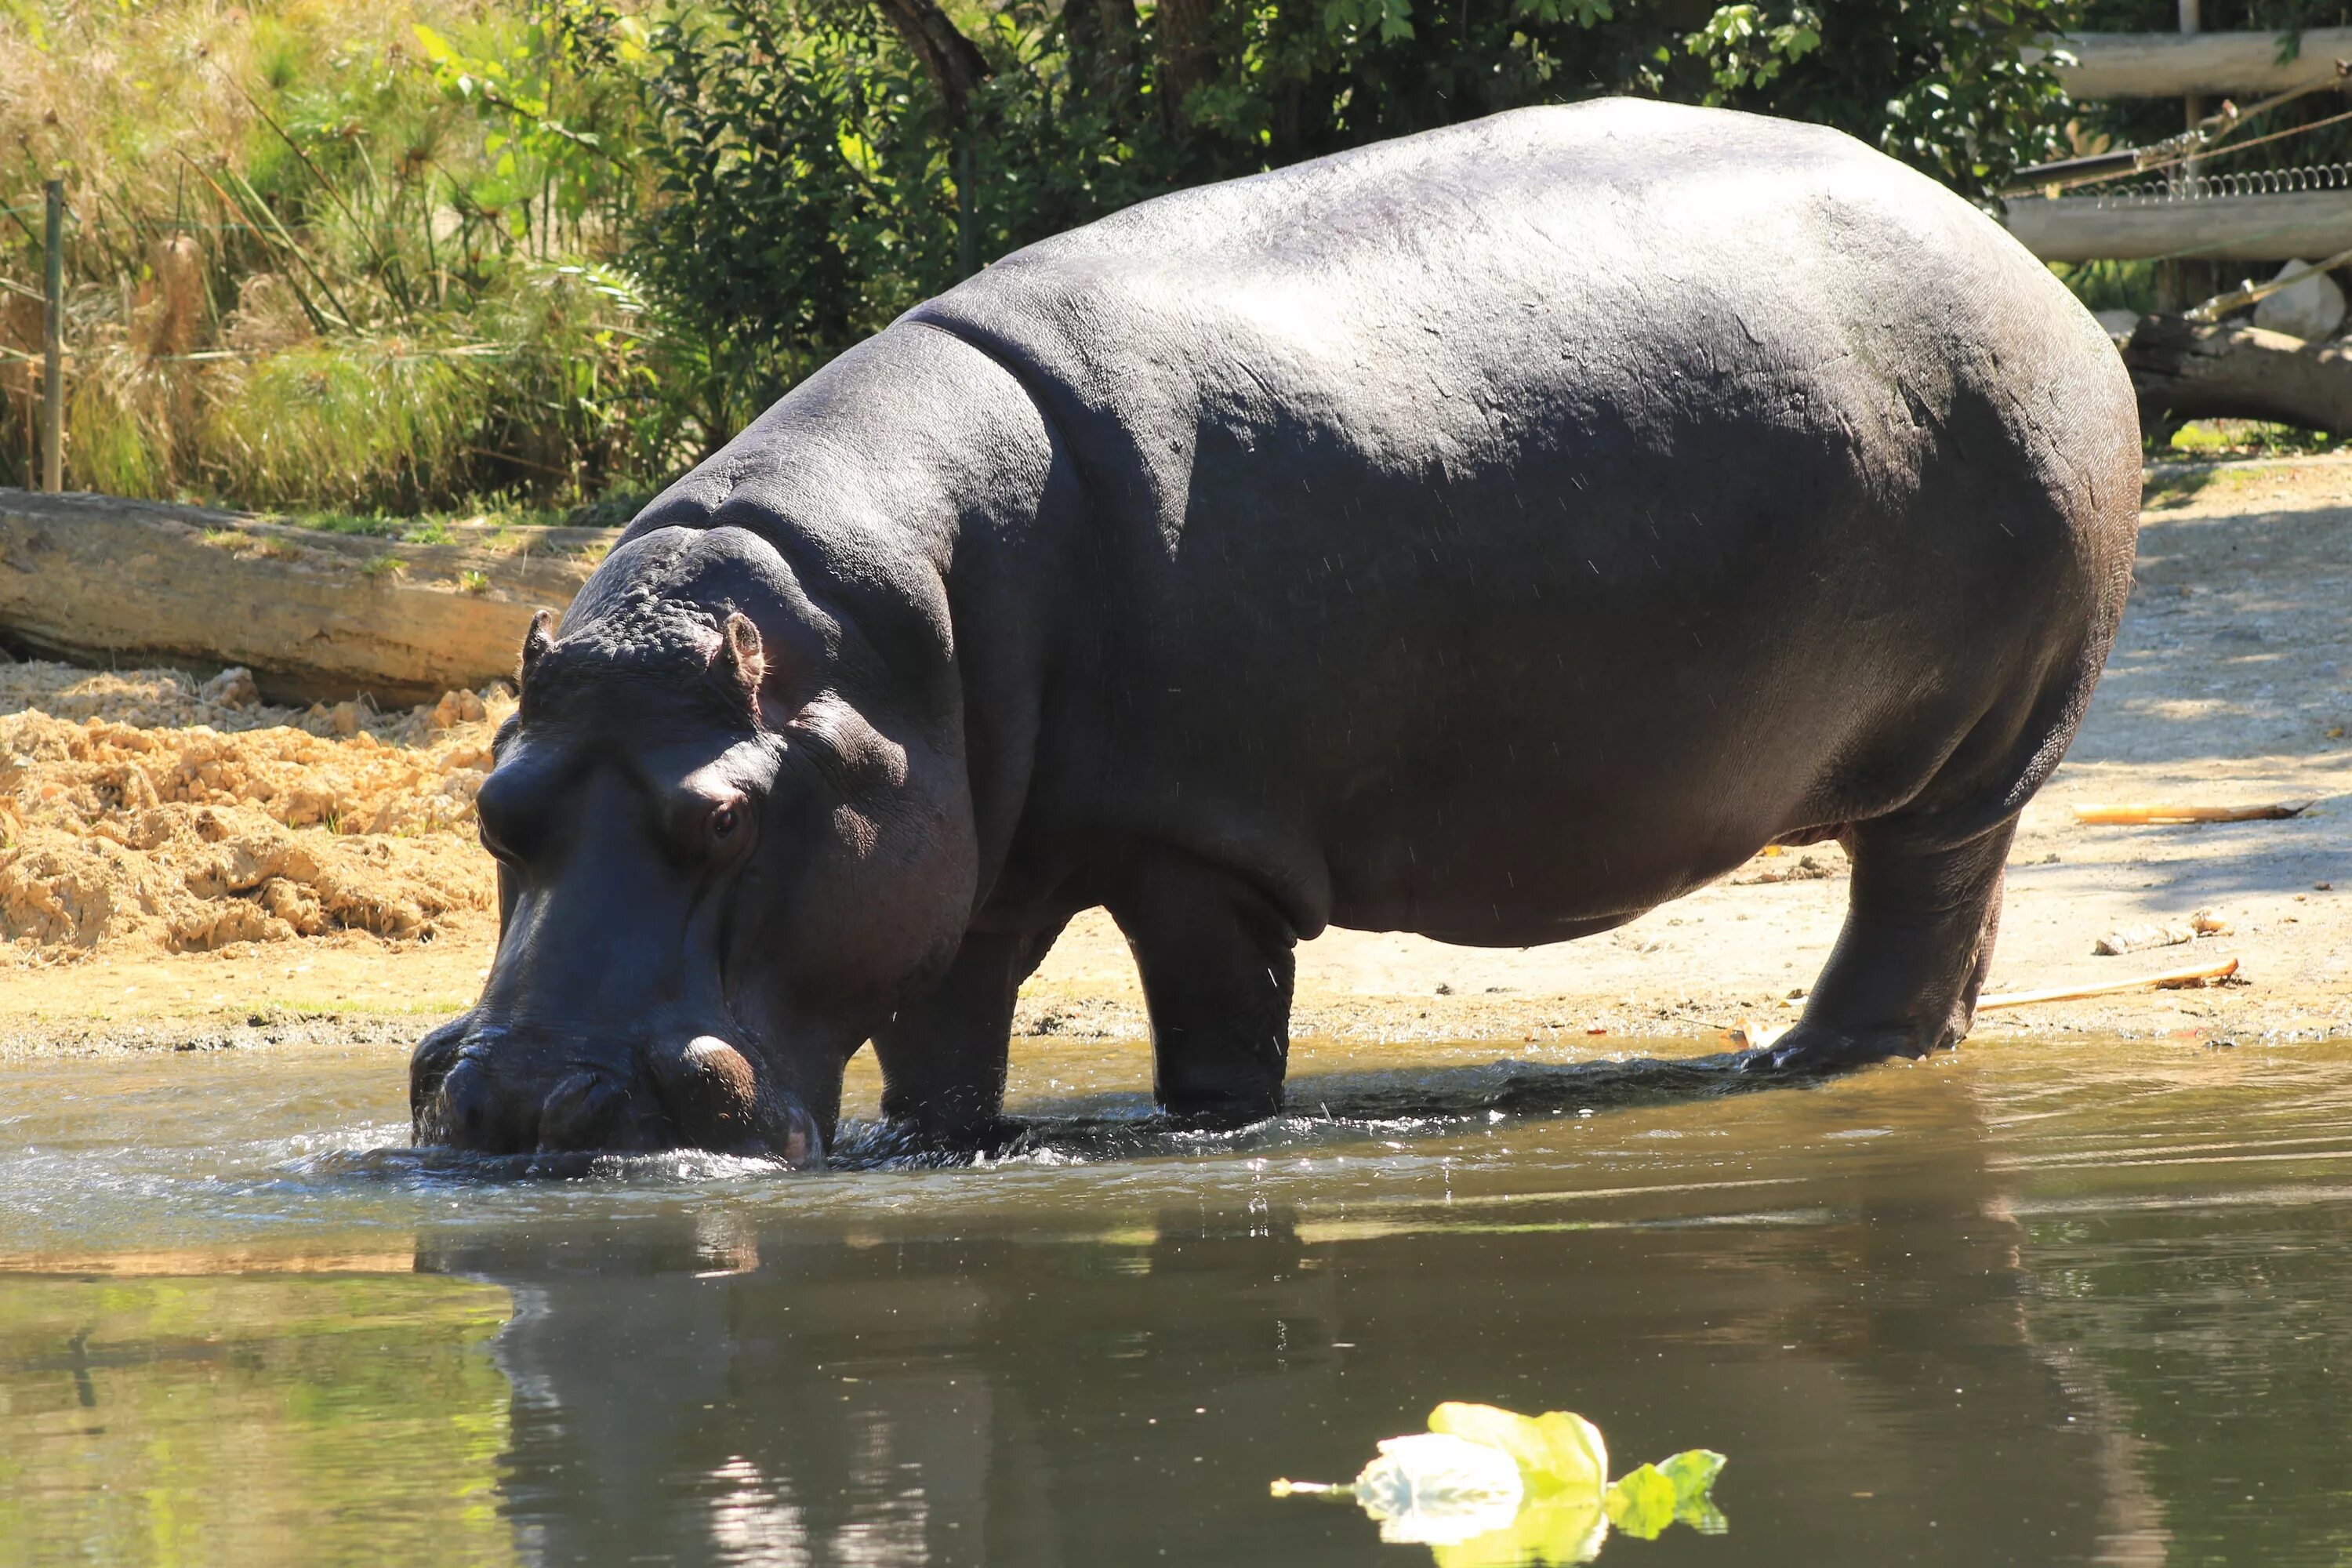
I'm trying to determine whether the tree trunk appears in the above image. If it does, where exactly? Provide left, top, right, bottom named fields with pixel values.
left=2125, top=314, right=2352, bottom=434
left=0, top=491, right=616, bottom=706
left=1155, top=0, right=1221, bottom=133
left=1066, top=0, right=1142, bottom=125
left=871, top=0, right=991, bottom=123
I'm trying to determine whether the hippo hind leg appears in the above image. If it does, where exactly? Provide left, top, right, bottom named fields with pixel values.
left=1760, top=811, right=2013, bottom=1074
left=1106, top=850, right=1296, bottom=1127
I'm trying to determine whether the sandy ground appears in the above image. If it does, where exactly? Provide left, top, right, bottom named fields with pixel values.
left=2, top=456, right=2348, bottom=1060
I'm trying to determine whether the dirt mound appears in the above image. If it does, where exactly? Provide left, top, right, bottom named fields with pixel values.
left=0, top=661, right=507, bottom=957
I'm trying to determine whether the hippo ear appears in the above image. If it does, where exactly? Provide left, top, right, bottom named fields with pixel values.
left=717, top=611, right=768, bottom=704
left=518, top=609, right=557, bottom=683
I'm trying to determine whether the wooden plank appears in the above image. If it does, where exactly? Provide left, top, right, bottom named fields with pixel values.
left=2036, top=27, right=2352, bottom=98
left=2002, top=188, right=2352, bottom=260
left=0, top=490, right=620, bottom=707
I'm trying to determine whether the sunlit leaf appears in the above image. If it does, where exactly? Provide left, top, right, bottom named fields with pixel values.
left=1428, top=1403, right=1608, bottom=1499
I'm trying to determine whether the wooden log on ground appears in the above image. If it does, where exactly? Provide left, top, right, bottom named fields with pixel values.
left=2002, top=189, right=2352, bottom=263
left=2032, top=28, right=2352, bottom=98
left=2122, top=314, right=2352, bottom=432
left=0, top=490, right=620, bottom=707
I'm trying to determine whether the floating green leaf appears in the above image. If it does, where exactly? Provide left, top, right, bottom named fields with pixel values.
left=1659, top=1449, right=1730, bottom=1533
left=1602, top=1464, right=1679, bottom=1539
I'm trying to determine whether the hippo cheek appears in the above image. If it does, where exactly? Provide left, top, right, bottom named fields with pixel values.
left=649, top=1035, right=825, bottom=1167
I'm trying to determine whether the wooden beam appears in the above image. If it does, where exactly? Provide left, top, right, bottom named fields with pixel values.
left=2036, top=28, right=2352, bottom=99
left=2003, top=189, right=2352, bottom=260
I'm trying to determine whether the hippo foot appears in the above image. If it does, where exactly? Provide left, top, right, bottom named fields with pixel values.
left=1160, top=1094, right=1283, bottom=1133
left=1743, top=1022, right=1940, bottom=1077
left=868, top=1113, right=1031, bottom=1162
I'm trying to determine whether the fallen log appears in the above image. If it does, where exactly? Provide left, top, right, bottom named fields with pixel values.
left=0, top=490, right=620, bottom=707
left=2123, top=314, right=2352, bottom=433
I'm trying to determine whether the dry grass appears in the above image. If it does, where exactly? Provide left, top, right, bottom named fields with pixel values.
left=0, top=0, right=659, bottom=510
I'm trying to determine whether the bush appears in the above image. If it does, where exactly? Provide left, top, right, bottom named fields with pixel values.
left=619, top=0, right=2078, bottom=416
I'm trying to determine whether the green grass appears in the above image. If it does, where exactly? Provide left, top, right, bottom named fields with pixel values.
left=2162, top=420, right=2344, bottom=459
left=281, top=500, right=573, bottom=539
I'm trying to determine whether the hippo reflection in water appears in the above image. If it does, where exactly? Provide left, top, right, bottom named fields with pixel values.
left=410, top=99, right=2139, bottom=1162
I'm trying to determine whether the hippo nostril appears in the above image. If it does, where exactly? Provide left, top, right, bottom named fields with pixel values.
left=426, top=1054, right=504, bottom=1149
left=537, top=1070, right=626, bottom=1152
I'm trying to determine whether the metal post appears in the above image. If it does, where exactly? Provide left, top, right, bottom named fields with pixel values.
left=2153, top=0, right=2204, bottom=309
left=2179, top=0, right=2204, bottom=175
left=41, top=179, right=63, bottom=494
left=956, top=137, right=977, bottom=281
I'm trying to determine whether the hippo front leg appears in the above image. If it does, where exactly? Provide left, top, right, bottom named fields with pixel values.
left=1107, top=851, right=1297, bottom=1127
left=873, top=920, right=1069, bottom=1145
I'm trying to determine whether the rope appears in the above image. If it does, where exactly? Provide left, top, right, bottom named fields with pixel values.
left=2005, top=62, right=2352, bottom=195
left=2132, top=103, right=2352, bottom=183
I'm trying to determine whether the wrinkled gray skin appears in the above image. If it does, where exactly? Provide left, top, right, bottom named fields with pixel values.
left=411, top=100, right=2140, bottom=1163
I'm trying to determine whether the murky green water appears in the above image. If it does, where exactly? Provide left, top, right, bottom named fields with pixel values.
left=2, top=1031, right=2349, bottom=1566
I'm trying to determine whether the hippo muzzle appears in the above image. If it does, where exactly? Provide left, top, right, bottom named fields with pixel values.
left=411, top=1018, right=824, bottom=1166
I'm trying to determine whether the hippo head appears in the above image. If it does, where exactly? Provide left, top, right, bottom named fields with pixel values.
left=409, top=524, right=977, bottom=1165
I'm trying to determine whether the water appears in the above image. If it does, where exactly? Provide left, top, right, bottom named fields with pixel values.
left=3, top=1031, right=2350, bottom=1566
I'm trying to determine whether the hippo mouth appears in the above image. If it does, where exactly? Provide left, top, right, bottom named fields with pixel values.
left=410, top=1020, right=825, bottom=1167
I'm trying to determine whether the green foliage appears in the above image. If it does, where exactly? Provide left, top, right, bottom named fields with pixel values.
left=618, top=0, right=2081, bottom=412
left=16, top=0, right=2093, bottom=513
left=631, top=0, right=960, bottom=431
left=2053, top=258, right=2159, bottom=317
left=1663, top=0, right=2074, bottom=191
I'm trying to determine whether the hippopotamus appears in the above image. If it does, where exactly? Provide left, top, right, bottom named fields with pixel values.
left=411, top=98, right=2140, bottom=1163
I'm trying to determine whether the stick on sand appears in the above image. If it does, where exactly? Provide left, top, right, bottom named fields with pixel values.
left=1979, top=955, right=2240, bottom=1011
left=2073, top=803, right=2307, bottom=825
